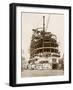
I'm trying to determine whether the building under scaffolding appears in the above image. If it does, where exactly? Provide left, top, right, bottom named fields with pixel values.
left=28, top=16, right=61, bottom=70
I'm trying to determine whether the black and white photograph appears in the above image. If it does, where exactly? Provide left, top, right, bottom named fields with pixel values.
left=21, top=13, right=64, bottom=77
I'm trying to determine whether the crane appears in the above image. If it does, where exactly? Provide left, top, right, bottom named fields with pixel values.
left=46, top=15, right=51, bottom=31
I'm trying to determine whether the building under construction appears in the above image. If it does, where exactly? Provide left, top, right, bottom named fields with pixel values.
left=28, top=16, right=61, bottom=70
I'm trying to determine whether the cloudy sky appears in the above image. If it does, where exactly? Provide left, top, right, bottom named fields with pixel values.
left=21, top=12, right=64, bottom=61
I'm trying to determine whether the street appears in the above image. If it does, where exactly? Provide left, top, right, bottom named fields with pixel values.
left=21, top=70, right=64, bottom=77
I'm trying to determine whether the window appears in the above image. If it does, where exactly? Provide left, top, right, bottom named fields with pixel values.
left=52, top=58, right=56, bottom=63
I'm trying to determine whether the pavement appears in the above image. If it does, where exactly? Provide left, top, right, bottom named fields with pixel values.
left=21, top=70, right=64, bottom=77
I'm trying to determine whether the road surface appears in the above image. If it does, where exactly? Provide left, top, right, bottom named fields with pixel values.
left=21, top=70, right=64, bottom=77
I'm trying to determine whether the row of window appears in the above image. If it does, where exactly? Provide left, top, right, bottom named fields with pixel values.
left=31, top=48, right=58, bottom=54
left=31, top=43, right=58, bottom=50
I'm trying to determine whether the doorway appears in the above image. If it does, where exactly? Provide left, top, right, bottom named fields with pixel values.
left=52, top=64, right=58, bottom=69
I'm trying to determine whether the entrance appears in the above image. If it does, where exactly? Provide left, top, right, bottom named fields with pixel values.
left=52, top=64, right=57, bottom=69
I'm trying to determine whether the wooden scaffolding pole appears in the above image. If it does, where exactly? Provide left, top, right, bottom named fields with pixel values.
left=42, top=16, right=45, bottom=53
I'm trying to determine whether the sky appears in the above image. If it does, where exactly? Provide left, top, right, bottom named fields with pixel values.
left=21, top=12, right=64, bottom=61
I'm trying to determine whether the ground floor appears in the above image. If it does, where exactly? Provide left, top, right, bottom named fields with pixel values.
left=25, top=63, right=63, bottom=70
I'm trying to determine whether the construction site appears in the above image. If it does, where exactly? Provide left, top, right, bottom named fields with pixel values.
left=21, top=15, right=64, bottom=77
